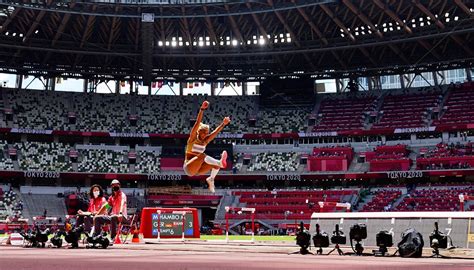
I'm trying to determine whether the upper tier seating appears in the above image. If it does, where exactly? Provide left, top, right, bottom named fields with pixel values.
left=4, top=85, right=472, bottom=134
left=372, top=90, right=440, bottom=128
left=134, top=150, right=161, bottom=174
left=256, top=108, right=311, bottom=133
left=433, top=82, right=474, bottom=125
left=77, top=149, right=129, bottom=173
left=17, top=141, right=72, bottom=172
left=247, top=152, right=299, bottom=172
left=72, top=93, right=133, bottom=132
left=8, top=89, right=69, bottom=130
left=313, top=93, right=376, bottom=132
left=0, top=140, right=14, bottom=170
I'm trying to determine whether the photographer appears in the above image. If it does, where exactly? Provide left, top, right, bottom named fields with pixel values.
left=77, top=184, right=106, bottom=233
left=93, top=180, right=127, bottom=241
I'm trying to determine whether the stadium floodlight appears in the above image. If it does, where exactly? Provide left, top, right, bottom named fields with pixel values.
left=142, top=13, right=155, bottom=23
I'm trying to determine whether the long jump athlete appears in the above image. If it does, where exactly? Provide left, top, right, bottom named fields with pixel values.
left=183, top=101, right=230, bottom=193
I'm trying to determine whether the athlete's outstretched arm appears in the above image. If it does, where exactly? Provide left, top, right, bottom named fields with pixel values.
left=206, top=117, right=230, bottom=143
left=189, top=101, right=209, bottom=141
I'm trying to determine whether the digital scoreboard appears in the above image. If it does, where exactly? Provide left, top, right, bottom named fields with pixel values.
left=140, top=207, right=200, bottom=239
left=151, top=212, right=194, bottom=237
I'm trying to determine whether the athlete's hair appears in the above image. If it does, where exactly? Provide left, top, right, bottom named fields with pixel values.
left=197, top=123, right=209, bottom=133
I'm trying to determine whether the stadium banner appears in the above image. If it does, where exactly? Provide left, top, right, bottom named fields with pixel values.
left=148, top=133, right=188, bottom=139
left=23, top=171, right=60, bottom=179
left=2, top=169, right=474, bottom=182
left=147, top=174, right=183, bottom=181
left=109, top=132, right=149, bottom=138
left=147, top=199, right=220, bottom=207
left=387, top=170, right=423, bottom=179
left=298, top=132, right=337, bottom=137
left=3, top=125, right=474, bottom=139
left=394, top=126, right=436, bottom=134
left=216, top=133, right=244, bottom=139
left=10, top=128, right=53, bottom=135
left=242, top=133, right=298, bottom=139
left=266, top=174, right=301, bottom=181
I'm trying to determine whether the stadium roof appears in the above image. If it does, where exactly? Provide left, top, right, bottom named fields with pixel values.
left=0, top=0, right=472, bottom=83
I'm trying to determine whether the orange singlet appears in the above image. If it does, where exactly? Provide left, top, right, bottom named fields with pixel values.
left=185, top=136, right=207, bottom=162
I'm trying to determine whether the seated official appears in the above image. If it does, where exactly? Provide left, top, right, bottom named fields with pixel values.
left=77, top=184, right=106, bottom=233
left=93, top=179, right=127, bottom=240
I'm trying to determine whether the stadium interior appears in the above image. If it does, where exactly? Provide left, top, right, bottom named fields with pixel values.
left=0, top=0, right=473, bottom=267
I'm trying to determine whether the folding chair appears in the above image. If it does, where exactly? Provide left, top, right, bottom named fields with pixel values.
left=119, top=208, right=139, bottom=244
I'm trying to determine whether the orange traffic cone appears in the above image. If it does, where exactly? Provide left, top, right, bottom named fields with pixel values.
left=132, top=230, right=140, bottom=243
left=114, top=233, right=122, bottom=245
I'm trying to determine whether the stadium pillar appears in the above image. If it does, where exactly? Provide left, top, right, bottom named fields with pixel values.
left=45, top=77, right=49, bottom=91
left=179, top=82, right=184, bottom=96
left=83, top=79, right=88, bottom=93
left=399, top=74, right=406, bottom=89
left=15, top=75, right=22, bottom=90
left=335, top=78, right=342, bottom=93
left=466, top=68, right=472, bottom=82
left=210, top=82, right=216, bottom=96
left=432, top=71, right=439, bottom=86
left=49, top=78, right=56, bottom=91
left=115, top=81, right=120, bottom=94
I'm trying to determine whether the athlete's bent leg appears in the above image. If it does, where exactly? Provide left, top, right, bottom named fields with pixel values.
left=203, top=151, right=228, bottom=169
left=183, top=153, right=206, bottom=176
left=196, top=162, right=220, bottom=193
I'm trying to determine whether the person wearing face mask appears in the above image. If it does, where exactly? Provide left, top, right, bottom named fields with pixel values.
left=183, top=100, right=231, bottom=193
left=93, top=179, right=127, bottom=241
left=77, top=184, right=106, bottom=233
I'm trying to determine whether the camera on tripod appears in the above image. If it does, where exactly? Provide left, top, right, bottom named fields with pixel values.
left=374, top=230, right=393, bottom=256
left=328, top=224, right=346, bottom=255
left=295, top=222, right=311, bottom=255
left=312, top=224, right=329, bottom=255
left=349, top=223, right=367, bottom=256
left=429, top=222, right=448, bottom=257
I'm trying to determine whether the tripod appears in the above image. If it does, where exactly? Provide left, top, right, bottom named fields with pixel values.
left=430, top=245, right=449, bottom=258
left=327, top=243, right=344, bottom=255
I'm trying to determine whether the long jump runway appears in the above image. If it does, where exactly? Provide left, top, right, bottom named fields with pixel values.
left=1, top=244, right=474, bottom=270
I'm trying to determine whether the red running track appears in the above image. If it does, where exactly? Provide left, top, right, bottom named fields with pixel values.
left=1, top=247, right=474, bottom=270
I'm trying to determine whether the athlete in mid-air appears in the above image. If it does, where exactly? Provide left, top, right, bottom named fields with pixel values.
left=183, top=101, right=230, bottom=193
